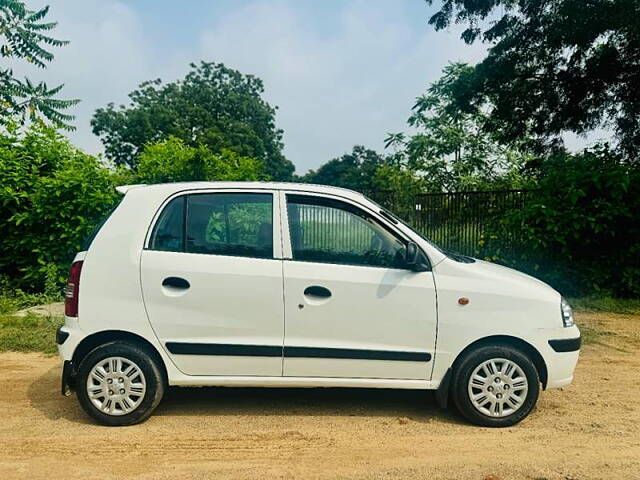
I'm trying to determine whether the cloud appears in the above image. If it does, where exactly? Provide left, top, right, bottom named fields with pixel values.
left=12, top=0, right=487, bottom=173
left=198, top=0, right=487, bottom=173
left=11, top=0, right=190, bottom=155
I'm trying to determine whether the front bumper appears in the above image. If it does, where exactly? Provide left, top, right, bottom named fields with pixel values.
left=539, top=325, right=581, bottom=389
left=549, top=337, right=581, bottom=353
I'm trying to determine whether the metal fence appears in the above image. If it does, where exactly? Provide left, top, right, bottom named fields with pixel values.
left=368, top=189, right=535, bottom=258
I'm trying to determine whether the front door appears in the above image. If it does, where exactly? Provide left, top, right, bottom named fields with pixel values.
left=141, top=190, right=284, bottom=376
left=282, top=193, right=437, bottom=380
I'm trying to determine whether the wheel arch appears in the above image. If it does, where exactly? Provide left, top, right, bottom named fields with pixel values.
left=71, top=330, right=168, bottom=386
left=451, top=335, right=548, bottom=389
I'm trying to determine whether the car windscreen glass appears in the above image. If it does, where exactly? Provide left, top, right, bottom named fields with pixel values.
left=369, top=201, right=475, bottom=263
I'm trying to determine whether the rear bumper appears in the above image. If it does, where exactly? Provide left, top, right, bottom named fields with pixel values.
left=57, top=316, right=84, bottom=361
left=56, top=327, right=70, bottom=345
left=57, top=317, right=84, bottom=396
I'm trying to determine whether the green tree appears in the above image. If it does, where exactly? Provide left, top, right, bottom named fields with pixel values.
left=300, top=146, right=427, bottom=218
left=425, top=0, right=640, bottom=159
left=300, top=146, right=389, bottom=192
left=386, top=63, right=531, bottom=191
left=135, top=137, right=265, bottom=184
left=0, top=0, right=78, bottom=129
left=0, top=122, right=119, bottom=291
left=91, top=61, right=294, bottom=180
left=488, top=145, right=640, bottom=297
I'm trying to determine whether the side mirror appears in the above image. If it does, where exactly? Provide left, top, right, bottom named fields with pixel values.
left=405, top=242, right=429, bottom=272
left=405, top=242, right=419, bottom=265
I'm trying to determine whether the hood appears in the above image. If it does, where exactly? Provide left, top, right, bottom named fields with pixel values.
left=435, top=257, right=561, bottom=303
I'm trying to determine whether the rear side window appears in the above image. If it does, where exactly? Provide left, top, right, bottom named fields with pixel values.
left=148, top=193, right=273, bottom=259
left=149, top=196, right=185, bottom=252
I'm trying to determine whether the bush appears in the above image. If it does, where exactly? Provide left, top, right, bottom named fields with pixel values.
left=0, top=123, right=120, bottom=291
left=135, top=137, right=266, bottom=184
left=490, top=146, right=640, bottom=297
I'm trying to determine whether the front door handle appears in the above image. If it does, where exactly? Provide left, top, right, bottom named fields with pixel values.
left=304, top=285, right=331, bottom=298
left=162, top=277, right=190, bottom=289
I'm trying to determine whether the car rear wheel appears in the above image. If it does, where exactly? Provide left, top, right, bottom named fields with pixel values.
left=76, top=342, right=165, bottom=426
left=452, top=344, right=540, bottom=427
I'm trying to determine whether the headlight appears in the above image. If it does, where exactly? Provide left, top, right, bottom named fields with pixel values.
left=561, top=298, right=574, bottom=327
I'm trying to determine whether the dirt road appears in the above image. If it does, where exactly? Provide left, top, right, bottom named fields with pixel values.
left=1, top=311, right=639, bottom=479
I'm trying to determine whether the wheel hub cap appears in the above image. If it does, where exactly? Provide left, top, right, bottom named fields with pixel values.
left=468, top=358, right=528, bottom=418
left=86, top=357, right=146, bottom=416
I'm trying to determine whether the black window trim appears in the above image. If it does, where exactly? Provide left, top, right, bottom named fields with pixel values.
left=145, top=190, right=277, bottom=261
left=284, top=192, right=431, bottom=271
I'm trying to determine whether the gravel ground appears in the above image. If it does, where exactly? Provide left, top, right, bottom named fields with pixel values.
left=0, top=311, right=639, bottom=479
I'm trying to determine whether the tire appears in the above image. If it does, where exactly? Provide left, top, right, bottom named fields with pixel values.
left=76, top=342, right=165, bottom=426
left=451, top=344, right=540, bottom=427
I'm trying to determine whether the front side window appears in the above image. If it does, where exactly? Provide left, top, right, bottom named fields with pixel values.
left=149, top=193, right=273, bottom=259
left=286, top=194, right=406, bottom=268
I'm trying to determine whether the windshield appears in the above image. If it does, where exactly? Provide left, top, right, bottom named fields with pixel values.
left=369, top=199, right=476, bottom=263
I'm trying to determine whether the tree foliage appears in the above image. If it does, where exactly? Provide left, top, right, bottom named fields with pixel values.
left=0, top=123, right=119, bottom=290
left=91, top=61, right=294, bottom=180
left=301, top=146, right=390, bottom=191
left=425, top=0, right=640, bottom=158
left=300, top=145, right=428, bottom=218
left=135, top=137, right=265, bottom=184
left=386, top=63, right=531, bottom=191
left=0, top=0, right=78, bottom=129
left=490, top=145, right=640, bottom=296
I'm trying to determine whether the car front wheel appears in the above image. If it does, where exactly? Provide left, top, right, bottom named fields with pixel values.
left=452, top=344, right=540, bottom=427
left=76, top=342, right=165, bottom=426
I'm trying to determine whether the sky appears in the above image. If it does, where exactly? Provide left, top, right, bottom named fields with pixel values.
left=14, top=0, right=599, bottom=174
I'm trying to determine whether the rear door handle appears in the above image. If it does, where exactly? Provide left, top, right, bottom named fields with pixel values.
left=162, top=277, right=190, bottom=289
left=304, top=285, right=331, bottom=298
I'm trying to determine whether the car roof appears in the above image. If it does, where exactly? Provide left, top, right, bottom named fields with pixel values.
left=116, top=181, right=369, bottom=202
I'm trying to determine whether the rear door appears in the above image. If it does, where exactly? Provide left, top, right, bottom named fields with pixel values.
left=140, top=189, right=284, bottom=376
left=281, top=193, right=437, bottom=380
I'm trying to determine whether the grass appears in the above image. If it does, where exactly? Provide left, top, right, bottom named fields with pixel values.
left=577, top=323, right=617, bottom=346
left=0, top=313, right=63, bottom=355
left=568, top=296, right=640, bottom=315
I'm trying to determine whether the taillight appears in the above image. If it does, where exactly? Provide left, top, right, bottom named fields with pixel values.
left=65, top=261, right=83, bottom=317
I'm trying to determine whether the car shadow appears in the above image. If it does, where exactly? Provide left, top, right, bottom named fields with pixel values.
left=28, top=365, right=94, bottom=425
left=157, top=386, right=464, bottom=425
left=29, top=365, right=464, bottom=426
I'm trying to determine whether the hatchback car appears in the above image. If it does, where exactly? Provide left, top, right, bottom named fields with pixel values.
left=57, top=182, right=580, bottom=427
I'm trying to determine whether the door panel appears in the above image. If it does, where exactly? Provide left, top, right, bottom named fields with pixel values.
left=281, top=193, right=437, bottom=380
left=141, top=191, right=284, bottom=376
left=141, top=251, right=284, bottom=376
left=283, top=261, right=436, bottom=379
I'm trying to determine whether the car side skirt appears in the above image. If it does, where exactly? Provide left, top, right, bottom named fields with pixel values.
left=168, top=375, right=435, bottom=390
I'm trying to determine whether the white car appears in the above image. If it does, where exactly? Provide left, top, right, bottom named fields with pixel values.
left=57, top=182, right=580, bottom=427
